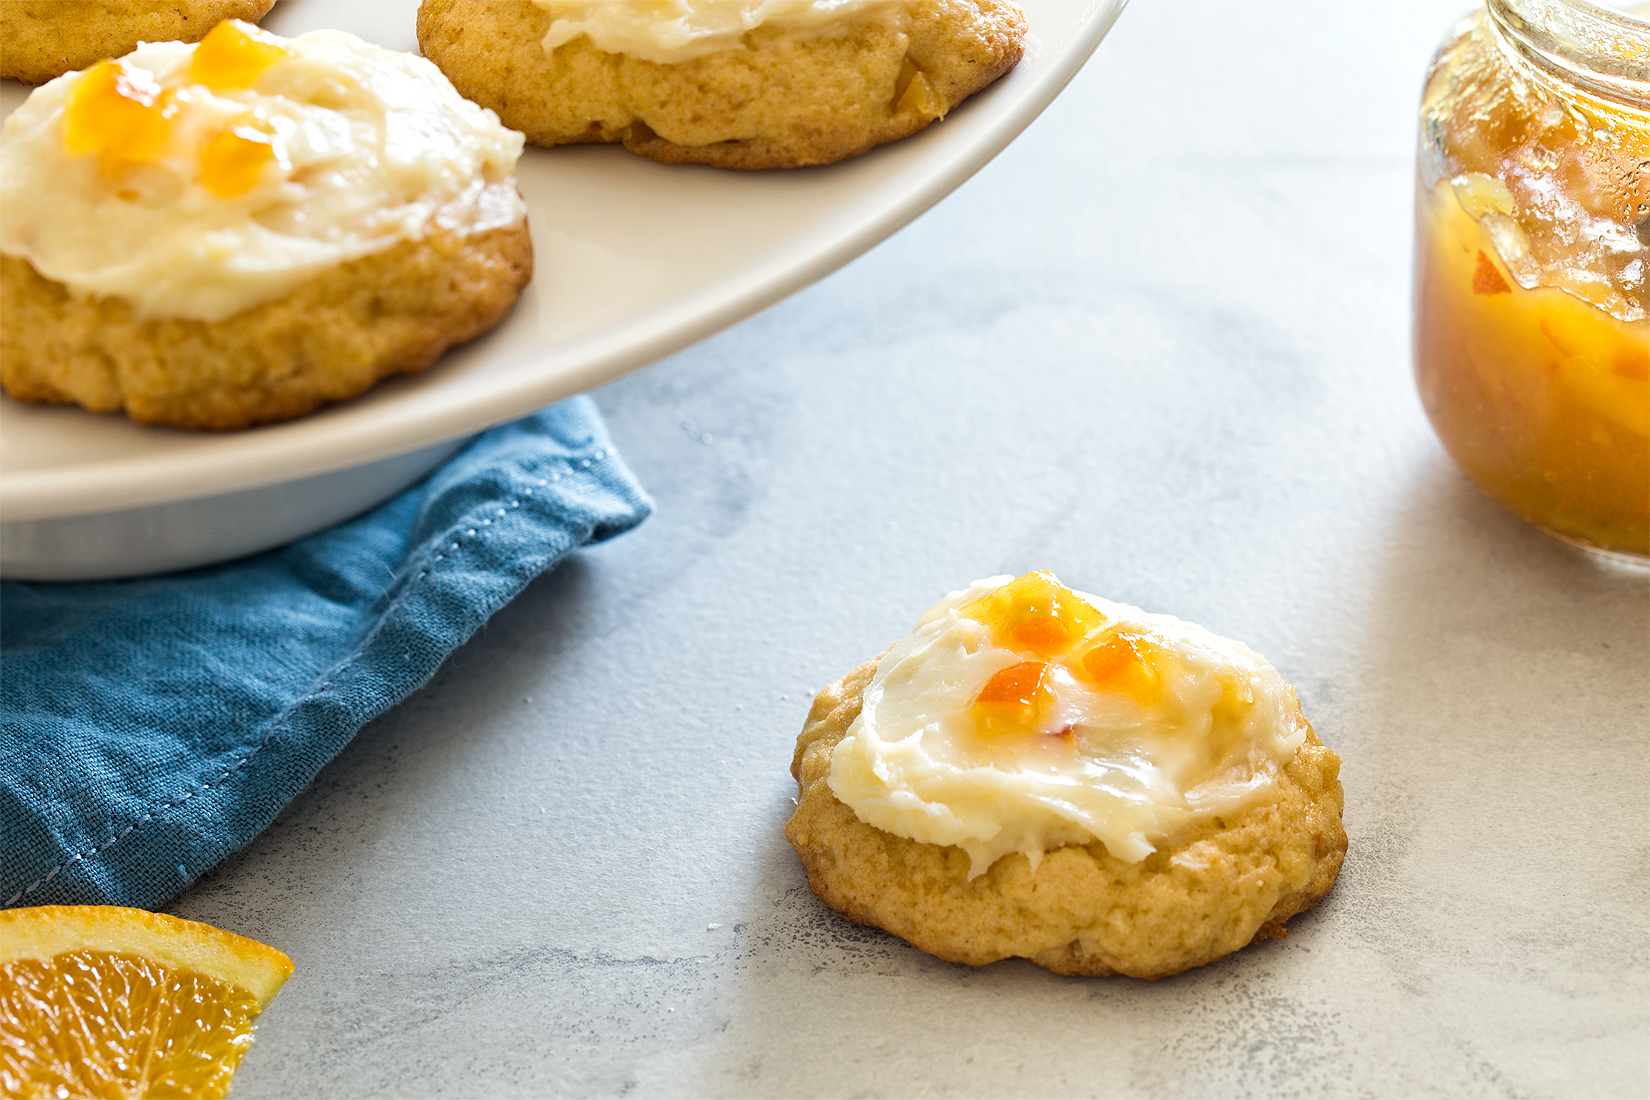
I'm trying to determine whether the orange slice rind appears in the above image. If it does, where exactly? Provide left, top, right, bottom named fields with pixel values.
left=0, top=905, right=293, bottom=1099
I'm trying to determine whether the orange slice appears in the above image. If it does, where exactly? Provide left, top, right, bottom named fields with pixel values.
left=0, top=905, right=293, bottom=1099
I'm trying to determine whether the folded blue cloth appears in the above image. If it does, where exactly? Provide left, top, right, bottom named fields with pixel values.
left=1, top=396, right=651, bottom=911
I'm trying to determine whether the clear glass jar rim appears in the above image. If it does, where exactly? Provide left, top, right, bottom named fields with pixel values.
left=1488, top=0, right=1650, bottom=106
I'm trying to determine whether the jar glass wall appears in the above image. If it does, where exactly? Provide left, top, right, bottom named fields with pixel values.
left=1415, top=0, right=1649, bottom=560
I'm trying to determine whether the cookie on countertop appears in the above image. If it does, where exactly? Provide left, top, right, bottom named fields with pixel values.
left=0, top=20, right=532, bottom=430
left=417, top=0, right=1027, bottom=170
left=0, top=0, right=277, bottom=84
left=785, top=572, right=1347, bottom=979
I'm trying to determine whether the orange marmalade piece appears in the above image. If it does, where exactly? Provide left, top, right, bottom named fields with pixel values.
left=63, top=59, right=171, bottom=171
left=190, top=20, right=293, bottom=90
left=963, top=571, right=1105, bottom=657
left=971, top=660, right=1057, bottom=739
left=1212, top=677, right=1253, bottom=725
left=1072, top=626, right=1164, bottom=706
left=199, top=123, right=274, bottom=198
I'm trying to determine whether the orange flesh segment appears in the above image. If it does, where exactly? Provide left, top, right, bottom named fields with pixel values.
left=200, top=125, right=274, bottom=197
left=971, top=660, right=1057, bottom=738
left=62, top=59, right=170, bottom=170
left=1073, top=627, right=1164, bottom=706
left=0, top=950, right=262, bottom=1100
left=964, top=571, right=1105, bottom=657
left=190, top=19, right=293, bottom=90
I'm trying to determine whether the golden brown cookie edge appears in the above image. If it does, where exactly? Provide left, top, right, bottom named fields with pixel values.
left=0, top=203, right=533, bottom=430
left=784, top=654, right=1348, bottom=979
left=418, top=0, right=1028, bottom=170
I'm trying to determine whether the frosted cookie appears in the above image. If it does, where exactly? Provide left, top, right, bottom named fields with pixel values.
left=0, top=0, right=277, bottom=85
left=0, top=21, right=531, bottom=429
left=785, top=572, right=1347, bottom=979
left=417, top=0, right=1026, bottom=170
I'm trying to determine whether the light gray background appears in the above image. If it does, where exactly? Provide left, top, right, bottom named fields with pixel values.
left=172, top=1, right=1650, bottom=1096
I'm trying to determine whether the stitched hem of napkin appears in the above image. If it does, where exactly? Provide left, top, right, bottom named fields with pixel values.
left=3, top=431, right=649, bottom=910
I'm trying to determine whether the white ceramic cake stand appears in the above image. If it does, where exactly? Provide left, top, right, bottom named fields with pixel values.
left=0, top=0, right=1128, bottom=580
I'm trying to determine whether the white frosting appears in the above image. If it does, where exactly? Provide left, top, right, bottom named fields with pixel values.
left=828, top=577, right=1310, bottom=877
left=0, top=30, right=525, bottom=322
left=532, top=0, right=895, bottom=63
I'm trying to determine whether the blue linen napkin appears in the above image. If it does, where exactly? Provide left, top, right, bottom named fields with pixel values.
left=1, top=396, right=651, bottom=911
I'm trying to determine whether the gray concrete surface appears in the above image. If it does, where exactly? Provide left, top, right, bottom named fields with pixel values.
left=171, top=1, right=1650, bottom=1095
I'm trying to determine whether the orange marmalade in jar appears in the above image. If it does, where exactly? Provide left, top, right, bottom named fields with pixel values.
left=1416, top=0, right=1649, bottom=560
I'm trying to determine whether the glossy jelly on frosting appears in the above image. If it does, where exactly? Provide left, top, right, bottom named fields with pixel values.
left=0, top=21, right=525, bottom=322
left=532, top=0, right=896, bottom=64
left=828, top=573, right=1310, bottom=877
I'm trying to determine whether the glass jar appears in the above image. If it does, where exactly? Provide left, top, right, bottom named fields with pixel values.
left=1415, top=0, right=1649, bottom=561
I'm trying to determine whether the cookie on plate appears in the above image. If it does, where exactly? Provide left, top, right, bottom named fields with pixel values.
left=417, top=0, right=1027, bottom=170
left=785, top=572, right=1348, bottom=979
left=0, top=21, right=532, bottom=430
left=0, top=0, right=277, bottom=85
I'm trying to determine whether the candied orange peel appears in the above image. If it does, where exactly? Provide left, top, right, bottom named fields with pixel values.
left=60, top=20, right=293, bottom=195
left=960, top=572, right=1180, bottom=737
left=190, top=19, right=294, bottom=91
left=199, top=121, right=275, bottom=198
left=961, top=570, right=1105, bottom=657
left=971, top=659, right=1057, bottom=738
left=1072, top=626, right=1165, bottom=707
left=63, top=59, right=172, bottom=173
